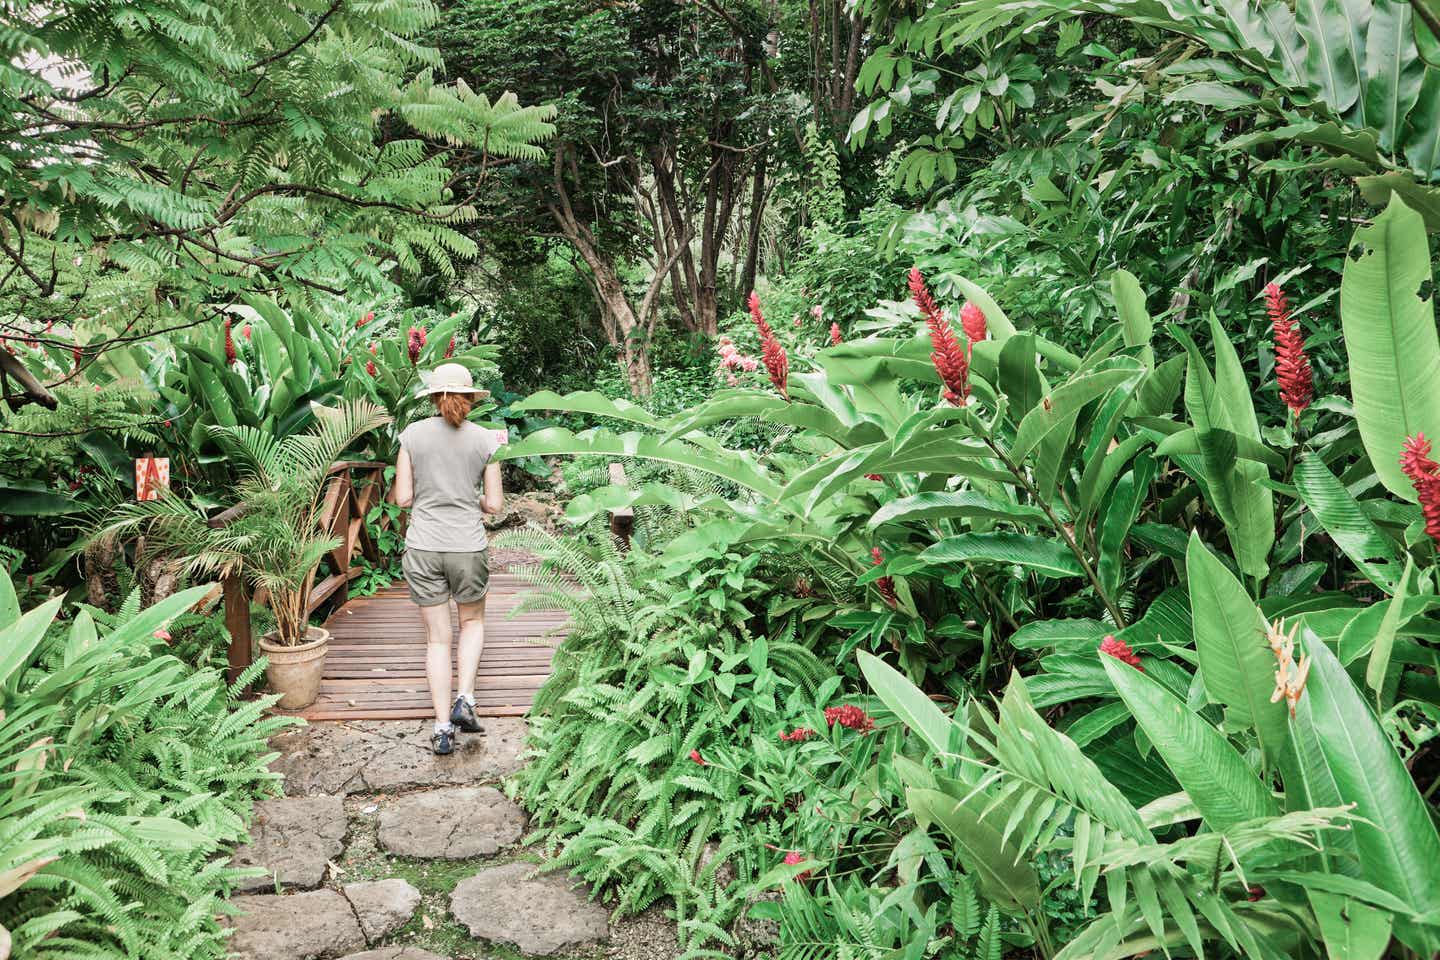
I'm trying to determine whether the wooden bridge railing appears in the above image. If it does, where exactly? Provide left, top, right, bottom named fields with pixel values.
left=215, top=460, right=390, bottom=683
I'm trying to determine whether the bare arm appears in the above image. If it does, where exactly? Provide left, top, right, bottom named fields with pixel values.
left=394, top=447, right=414, bottom=508
left=481, top=461, right=504, bottom=515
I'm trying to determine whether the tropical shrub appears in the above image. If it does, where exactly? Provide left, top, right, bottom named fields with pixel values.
left=501, top=193, right=1440, bottom=956
left=0, top=571, right=289, bottom=957
left=95, top=400, right=389, bottom=645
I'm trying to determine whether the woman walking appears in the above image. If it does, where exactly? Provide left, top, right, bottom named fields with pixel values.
left=393, top=363, right=505, bottom=755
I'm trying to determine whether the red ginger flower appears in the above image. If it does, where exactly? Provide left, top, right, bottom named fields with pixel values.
left=242, top=324, right=252, bottom=341
left=824, top=704, right=876, bottom=732
left=689, top=749, right=706, bottom=765
left=445, top=336, right=456, bottom=359
left=1099, top=634, right=1143, bottom=671
left=223, top=319, right=236, bottom=366
left=870, top=547, right=898, bottom=607
left=909, top=267, right=969, bottom=404
left=747, top=291, right=789, bottom=400
left=782, top=850, right=812, bottom=883
left=1401, top=434, right=1440, bottom=547
left=358, top=311, right=373, bottom=328
left=366, top=360, right=377, bottom=377
left=960, top=301, right=987, bottom=346
left=829, top=322, right=843, bottom=346
left=407, top=326, right=426, bottom=364
left=1265, top=283, right=1313, bottom=415
left=779, top=727, right=817, bottom=742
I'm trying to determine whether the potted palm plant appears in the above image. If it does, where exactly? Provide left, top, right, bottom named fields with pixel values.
left=97, top=400, right=390, bottom=708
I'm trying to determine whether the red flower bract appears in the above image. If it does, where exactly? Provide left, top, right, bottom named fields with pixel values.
left=960, top=301, right=987, bottom=346
left=909, top=267, right=969, bottom=404
left=242, top=323, right=252, bottom=341
left=358, top=311, right=374, bottom=328
left=223, top=319, right=236, bottom=366
left=870, top=547, right=898, bottom=607
left=1401, top=434, right=1440, bottom=547
left=779, top=727, right=817, bottom=742
left=1099, top=634, right=1143, bottom=671
left=365, top=360, right=377, bottom=377
left=1265, top=283, right=1313, bottom=416
left=445, top=336, right=456, bottom=359
left=824, top=704, right=876, bottom=732
left=689, top=749, right=706, bottom=765
left=829, top=322, right=843, bottom=346
left=747, top=291, right=789, bottom=400
left=782, top=850, right=812, bottom=883
left=407, top=326, right=425, bottom=364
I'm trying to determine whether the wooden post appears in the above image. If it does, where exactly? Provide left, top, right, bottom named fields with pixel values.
left=222, top=573, right=252, bottom=685
left=608, top=462, right=634, bottom=549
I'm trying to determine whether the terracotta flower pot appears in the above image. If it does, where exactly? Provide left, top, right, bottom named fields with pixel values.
left=259, top=626, right=330, bottom=709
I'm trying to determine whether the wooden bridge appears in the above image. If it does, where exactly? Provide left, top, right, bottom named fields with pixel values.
left=216, top=460, right=587, bottom=721
left=279, top=575, right=567, bottom=720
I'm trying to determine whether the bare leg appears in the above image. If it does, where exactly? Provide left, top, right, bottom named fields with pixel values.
left=420, top=601, right=454, bottom=725
left=455, top=598, right=486, bottom=703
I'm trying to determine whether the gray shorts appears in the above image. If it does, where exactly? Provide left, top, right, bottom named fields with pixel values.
left=402, top=548, right=490, bottom=607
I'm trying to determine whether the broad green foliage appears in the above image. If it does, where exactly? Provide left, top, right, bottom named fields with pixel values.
left=512, top=202, right=1440, bottom=957
left=860, top=0, right=1440, bottom=223
left=0, top=0, right=555, bottom=342
left=1340, top=192, right=1440, bottom=498
left=0, top=571, right=290, bottom=956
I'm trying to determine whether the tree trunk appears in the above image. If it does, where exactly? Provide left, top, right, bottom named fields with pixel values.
left=739, top=149, right=768, bottom=299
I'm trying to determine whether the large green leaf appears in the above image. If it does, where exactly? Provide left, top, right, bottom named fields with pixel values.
left=906, top=787, right=1042, bottom=913
left=0, top=483, right=79, bottom=517
left=1102, top=655, right=1278, bottom=831
left=1291, top=631, right=1440, bottom=923
left=1111, top=268, right=1154, bottom=366
left=868, top=491, right=1048, bottom=529
left=1339, top=193, right=1440, bottom=499
left=496, top=427, right=782, bottom=500
left=509, top=390, right=661, bottom=427
left=1176, top=325, right=1274, bottom=577
left=1364, top=0, right=1425, bottom=151
left=1292, top=455, right=1401, bottom=590
left=920, top=533, right=1083, bottom=579
left=1309, top=890, right=1394, bottom=960
left=858, top=650, right=959, bottom=758
left=1295, top=0, right=1365, bottom=115
left=1011, top=361, right=1144, bottom=465
left=1186, top=532, right=1289, bottom=769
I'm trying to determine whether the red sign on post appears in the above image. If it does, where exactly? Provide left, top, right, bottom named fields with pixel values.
left=135, top=456, right=170, bottom=501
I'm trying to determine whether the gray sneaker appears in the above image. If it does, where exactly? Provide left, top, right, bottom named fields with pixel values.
left=450, top=696, right=483, bottom=733
left=431, top=727, right=455, bottom=755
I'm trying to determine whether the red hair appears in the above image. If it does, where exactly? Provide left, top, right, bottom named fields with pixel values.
left=433, top=392, right=473, bottom=428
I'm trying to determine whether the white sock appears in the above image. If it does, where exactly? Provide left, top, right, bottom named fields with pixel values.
left=460, top=693, right=476, bottom=707
left=434, top=721, right=454, bottom=734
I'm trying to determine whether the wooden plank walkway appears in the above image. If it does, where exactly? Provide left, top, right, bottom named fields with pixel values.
left=280, top=573, right=568, bottom=721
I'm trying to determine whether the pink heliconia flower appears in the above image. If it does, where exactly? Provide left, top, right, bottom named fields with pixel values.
left=1265, top=283, right=1313, bottom=416
left=748, top=292, right=789, bottom=400
left=1401, top=434, right=1440, bottom=547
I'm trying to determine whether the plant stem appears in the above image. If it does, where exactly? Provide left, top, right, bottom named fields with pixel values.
left=983, top=436, right=1129, bottom=628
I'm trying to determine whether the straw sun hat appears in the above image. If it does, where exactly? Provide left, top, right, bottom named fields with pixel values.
left=414, top=362, right=488, bottom=398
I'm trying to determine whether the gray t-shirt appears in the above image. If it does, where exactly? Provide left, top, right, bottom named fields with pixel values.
left=399, top=417, right=499, bottom=552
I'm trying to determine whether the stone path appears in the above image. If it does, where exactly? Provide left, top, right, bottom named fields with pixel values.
left=223, top=719, right=678, bottom=960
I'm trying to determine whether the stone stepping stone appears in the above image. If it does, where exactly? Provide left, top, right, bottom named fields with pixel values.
left=226, top=890, right=363, bottom=960
left=337, top=951, right=446, bottom=960
left=450, top=862, right=609, bottom=956
left=270, top=719, right=527, bottom=796
left=230, top=796, right=346, bottom=892
left=343, top=878, right=422, bottom=943
left=378, top=786, right=526, bottom=859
